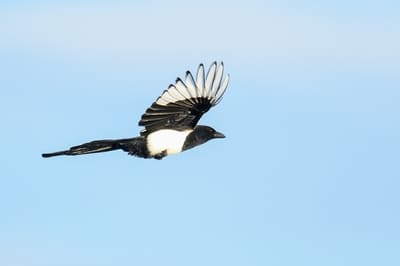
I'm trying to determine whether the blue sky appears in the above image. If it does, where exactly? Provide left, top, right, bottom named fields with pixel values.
left=1, top=1, right=399, bottom=266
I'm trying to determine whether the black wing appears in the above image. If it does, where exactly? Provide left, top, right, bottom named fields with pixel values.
left=139, top=62, right=229, bottom=136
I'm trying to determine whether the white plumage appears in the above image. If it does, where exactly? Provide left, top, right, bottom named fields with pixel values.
left=146, top=129, right=192, bottom=156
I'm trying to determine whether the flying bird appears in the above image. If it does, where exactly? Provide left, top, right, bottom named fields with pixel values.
left=42, top=62, right=229, bottom=160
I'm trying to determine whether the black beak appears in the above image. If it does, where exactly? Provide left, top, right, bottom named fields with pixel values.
left=213, top=131, right=225, bottom=138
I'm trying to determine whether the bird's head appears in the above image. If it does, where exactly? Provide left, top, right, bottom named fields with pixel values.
left=193, top=125, right=225, bottom=140
left=182, top=125, right=225, bottom=152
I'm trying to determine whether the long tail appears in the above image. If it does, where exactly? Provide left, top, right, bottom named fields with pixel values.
left=42, top=137, right=147, bottom=158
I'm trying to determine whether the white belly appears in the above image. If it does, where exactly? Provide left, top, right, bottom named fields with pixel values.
left=146, top=129, right=192, bottom=156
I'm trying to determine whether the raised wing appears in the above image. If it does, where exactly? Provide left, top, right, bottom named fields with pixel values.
left=139, top=62, right=229, bottom=136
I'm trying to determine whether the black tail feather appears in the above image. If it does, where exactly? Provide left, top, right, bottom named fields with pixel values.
left=42, top=150, right=71, bottom=158
left=42, top=137, right=147, bottom=158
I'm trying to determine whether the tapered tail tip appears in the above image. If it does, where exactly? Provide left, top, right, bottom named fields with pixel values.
left=41, top=151, right=67, bottom=158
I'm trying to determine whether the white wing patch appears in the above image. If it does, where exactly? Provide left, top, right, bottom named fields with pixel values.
left=155, top=62, right=229, bottom=106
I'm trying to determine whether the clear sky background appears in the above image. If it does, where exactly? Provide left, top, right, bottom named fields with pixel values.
left=1, top=1, right=399, bottom=266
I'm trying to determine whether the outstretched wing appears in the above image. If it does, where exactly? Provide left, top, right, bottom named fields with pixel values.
left=139, top=62, right=229, bottom=136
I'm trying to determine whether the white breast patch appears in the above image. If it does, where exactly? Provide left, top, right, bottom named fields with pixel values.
left=146, top=129, right=192, bottom=156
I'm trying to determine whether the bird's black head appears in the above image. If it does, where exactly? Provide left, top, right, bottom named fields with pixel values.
left=182, top=125, right=225, bottom=151
left=194, top=125, right=225, bottom=139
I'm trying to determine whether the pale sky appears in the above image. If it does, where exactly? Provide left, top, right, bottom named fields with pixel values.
left=1, top=1, right=399, bottom=266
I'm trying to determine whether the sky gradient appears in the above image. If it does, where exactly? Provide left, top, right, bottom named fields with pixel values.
left=1, top=1, right=399, bottom=266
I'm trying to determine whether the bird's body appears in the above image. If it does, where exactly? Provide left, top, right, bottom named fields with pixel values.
left=146, top=129, right=192, bottom=156
left=42, top=62, right=229, bottom=160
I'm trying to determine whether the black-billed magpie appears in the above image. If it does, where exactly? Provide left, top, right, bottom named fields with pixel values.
left=42, top=62, right=229, bottom=160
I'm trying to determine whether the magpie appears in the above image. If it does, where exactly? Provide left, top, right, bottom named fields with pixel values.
left=42, top=62, right=229, bottom=160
